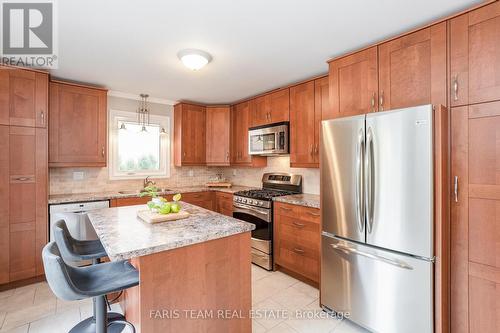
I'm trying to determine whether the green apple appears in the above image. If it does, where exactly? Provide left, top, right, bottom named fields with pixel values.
left=159, top=203, right=171, bottom=214
left=171, top=203, right=181, bottom=213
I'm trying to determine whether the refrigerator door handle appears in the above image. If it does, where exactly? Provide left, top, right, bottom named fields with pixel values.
left=330, top=243, right=413, bottom=270
left=355, top=128, right=365, bottom=233
left=365, top=127, right=375, bottom=233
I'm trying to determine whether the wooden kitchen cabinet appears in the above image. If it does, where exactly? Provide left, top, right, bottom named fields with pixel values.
left=274, top=202, right=320, bottom=283
left=181, top=192, right=214, bottom=211
left=289, top=77, right=330, bottom=168
left=174, top=103, right=206, bottom=166
left=378, top=22, right=446, bottom=111
left=251, top=89, right=290, bottom=126
left=290, top=81, right=316, bottom=167
left=7, top=126, right=47, bottom=282
left=49, top=81, right=107, bottom=167
left=450, top=101, right=500, bottom=333
left=328, top=47, right=378, bottom=118
left=231, top=101, right=266, bottom=167
left=449, top=1, right=500, bottom=107
left=206, top=106, right=231, bottom=166
left=215, top=192, right=233, bottom=217
left=0, top=66, right=48, bottom=128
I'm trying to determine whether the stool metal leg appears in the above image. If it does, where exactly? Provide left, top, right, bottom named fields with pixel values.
left=96, top=295, right=107, bottom=333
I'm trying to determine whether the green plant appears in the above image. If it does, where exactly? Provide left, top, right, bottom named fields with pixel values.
left=140, top=185, right=159, bottom=198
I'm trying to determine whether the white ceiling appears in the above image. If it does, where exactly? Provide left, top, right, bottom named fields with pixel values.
left=53, top=0, right=481, bottom=104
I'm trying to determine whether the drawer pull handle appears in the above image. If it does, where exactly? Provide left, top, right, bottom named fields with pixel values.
left=280, top=207, right=292, bottom=211
left=293, top=247, right=305, bottom=254
left=14, top=177, right=31, bottom=181
left=292, top=221, right=305, bottom=228
left=307, top=212, right=320, bottom=217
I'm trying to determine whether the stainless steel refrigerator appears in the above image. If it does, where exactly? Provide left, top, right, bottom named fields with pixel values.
left=320, top=104, right=434, bottom=333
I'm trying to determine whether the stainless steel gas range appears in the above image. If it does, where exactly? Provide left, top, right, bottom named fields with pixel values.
left=233, top=173, right=302, bottom=270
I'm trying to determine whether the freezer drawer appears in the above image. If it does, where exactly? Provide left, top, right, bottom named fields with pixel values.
left=321, top=235, right=433, bottom=333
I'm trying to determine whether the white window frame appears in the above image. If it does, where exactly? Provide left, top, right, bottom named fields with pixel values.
left=108, top=109, right=170, bottom=180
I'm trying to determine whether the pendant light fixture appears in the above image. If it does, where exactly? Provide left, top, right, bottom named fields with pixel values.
left=137, top=93, right=150, bottom=133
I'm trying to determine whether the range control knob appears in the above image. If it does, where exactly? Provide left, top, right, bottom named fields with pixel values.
left=248, top=200, right=253, bottom=205
left=242, top=199, right=247, bottom=203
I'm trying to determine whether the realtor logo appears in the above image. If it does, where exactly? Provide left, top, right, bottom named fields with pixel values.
left=1, top=0, right=58, bottom=68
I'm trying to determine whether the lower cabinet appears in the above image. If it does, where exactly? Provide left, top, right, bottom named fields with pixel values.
left=215, top=192, right=233, bottom=217
left=0, top=125, right=48, bottom=284
left=274, top=202, right=320, bottom=283
left=181, top=192, right=214, bottom=211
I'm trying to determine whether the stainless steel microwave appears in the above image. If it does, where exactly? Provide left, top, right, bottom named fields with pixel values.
left=248, top=122, right=289, bottom=155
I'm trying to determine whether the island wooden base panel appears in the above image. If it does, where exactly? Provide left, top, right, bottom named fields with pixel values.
left=124, top=232, right=252, bottom=333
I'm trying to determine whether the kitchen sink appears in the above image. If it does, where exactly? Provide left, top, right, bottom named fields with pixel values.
left=118, top=190, right=140, bottom=194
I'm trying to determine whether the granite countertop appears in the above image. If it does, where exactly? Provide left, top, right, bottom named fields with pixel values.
left=87, top=202, right=255, bottom=261
left=273, top=193, right=320, bottom=209
left=48, top=185, right=256, bottom=204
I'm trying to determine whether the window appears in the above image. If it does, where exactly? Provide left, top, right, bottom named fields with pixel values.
left=109, top=109, right=170, bottom=179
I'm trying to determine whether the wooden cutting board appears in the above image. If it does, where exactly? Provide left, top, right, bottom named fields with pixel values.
left=205, top=182, right=232, bottom=188
left=137, top=210, right=190, bottom=224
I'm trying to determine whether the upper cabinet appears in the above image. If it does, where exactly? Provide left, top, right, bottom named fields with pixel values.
left=174, top=103, right=206, bottom=166
left=290, top=81, right=316, bottom=167
left=379, top=22, right=446, bottom=111
left=206, top=106, right=231, bottom=166
left=289, top=77, right=331, bottom=168
left=231, top=101, right=266, bottom=167
left=450, top=1, right=500, bottom=107
left=251, top=89, right=290, bottom=126
left=328, top=47, right=379, bottom=118
left=49, top=81, right=107, bottom=167
left=0, top=66, right=48, bottom=128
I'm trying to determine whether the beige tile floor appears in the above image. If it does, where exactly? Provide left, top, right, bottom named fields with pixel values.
left=0, top=265, right=368, bottom=333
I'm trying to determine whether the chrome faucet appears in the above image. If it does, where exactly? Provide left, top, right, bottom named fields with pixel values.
left=143, top=176, right=155, bottom=189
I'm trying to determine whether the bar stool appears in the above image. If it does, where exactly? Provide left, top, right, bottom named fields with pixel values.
left=52, top=220, right=131, bottom=332
left=43, top=242, right=139, bottom=333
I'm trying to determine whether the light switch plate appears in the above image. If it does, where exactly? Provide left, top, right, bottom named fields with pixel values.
left=73, top=171, right=85, bottom=181
left=232, top=170, right=237, bottom=176
left=188, top=170, right=194, bottom=177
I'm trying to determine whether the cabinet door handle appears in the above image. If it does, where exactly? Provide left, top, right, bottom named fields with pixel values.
left=314, top=144, right=319, bottom=155
left=101, top=146, right=105, bottom=157
left=293, top=247, right=305, bottom=255
left=226, top=151, right=230, bottom=161
left=14, top=177, right=30, bottom=181
left=307, top=211, right=320, bottom=217
left=370, top=92, right=376, bottom=112
left=292, top=221, right=305, bottom=228
left=454, top=176, right=459, bottom=203
left=453, top=75, right=459, bottom=101
left=379, top=91, right=384, bottom=111
left=310, top=144, right=313, bottom=156
left=40, top=111, right=45, bottom=125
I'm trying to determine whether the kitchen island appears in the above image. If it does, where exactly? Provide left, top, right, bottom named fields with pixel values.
left=87, top=202, right=255, bottom=333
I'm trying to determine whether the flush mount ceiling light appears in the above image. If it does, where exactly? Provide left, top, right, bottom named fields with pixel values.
left=177, top=49, right=212, bottom=71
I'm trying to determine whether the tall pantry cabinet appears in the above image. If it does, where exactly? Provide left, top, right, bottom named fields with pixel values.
left=0, top=66, right=48, bottom=284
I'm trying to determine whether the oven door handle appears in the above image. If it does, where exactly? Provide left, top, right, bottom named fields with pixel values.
left=233, top=203, right=271, bottom=223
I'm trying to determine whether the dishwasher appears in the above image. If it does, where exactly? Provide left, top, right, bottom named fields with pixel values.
left=49, top=200, right=109, bottom=266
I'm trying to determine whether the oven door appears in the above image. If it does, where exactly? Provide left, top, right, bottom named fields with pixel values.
left=233, top=202, right=272, bottom=253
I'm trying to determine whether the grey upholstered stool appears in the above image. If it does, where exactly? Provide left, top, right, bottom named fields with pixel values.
left=53, top=219, right=126, bottom=331
left=43, top=242, right=139, bottom=333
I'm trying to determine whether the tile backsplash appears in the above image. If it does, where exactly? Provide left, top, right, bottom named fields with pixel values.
left=222, top=156, right=320, bottom=195
left=49, top=156, right=319, bottom=195
left=49, top=166, right=223, bottom=195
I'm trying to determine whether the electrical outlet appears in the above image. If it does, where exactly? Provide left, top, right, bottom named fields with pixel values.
left=188, top=169, right=194, bottom=177
left=73, top=171, right=85, bottom=181
left=232, top=169, right=237, bottom=176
